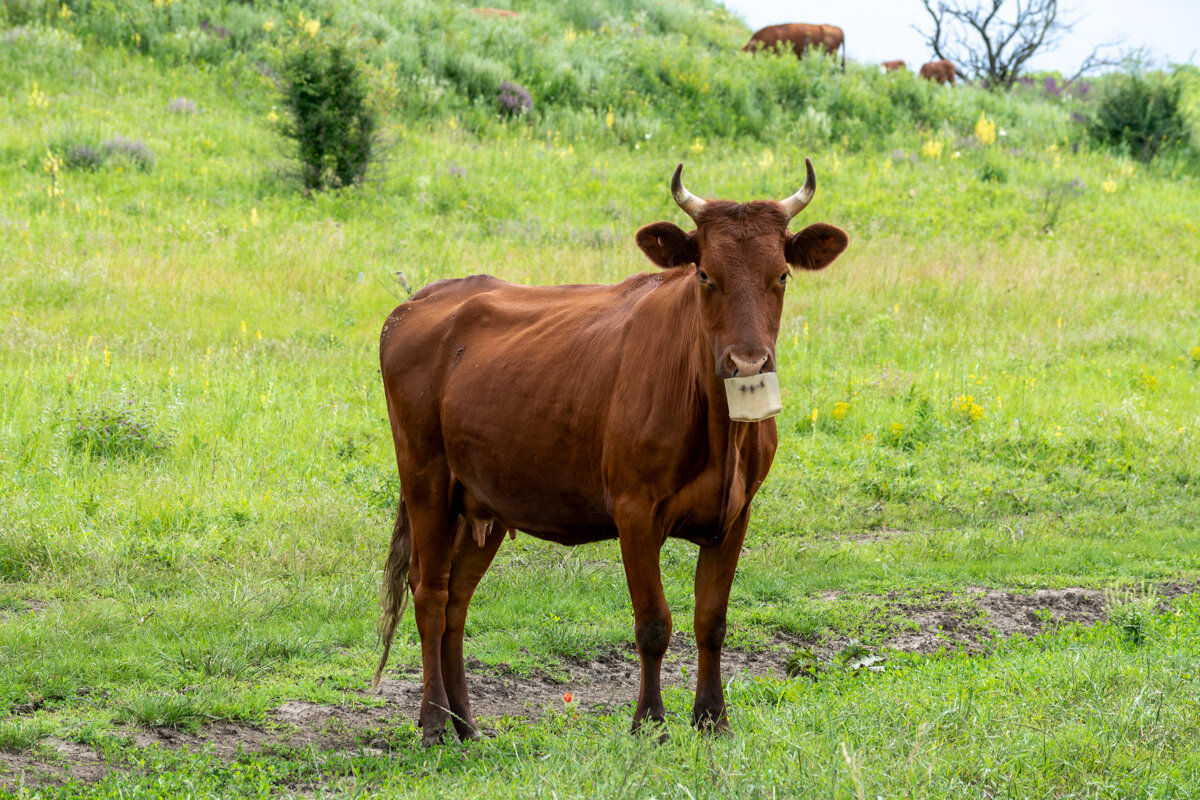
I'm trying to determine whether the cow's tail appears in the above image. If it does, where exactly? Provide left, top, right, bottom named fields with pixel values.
left=371, top=495, right=413, bottom=692
left=840, top=37, right=846, bottom=72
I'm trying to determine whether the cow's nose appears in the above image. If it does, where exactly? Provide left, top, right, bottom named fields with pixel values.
left=724, top=349, right=770, bottom=377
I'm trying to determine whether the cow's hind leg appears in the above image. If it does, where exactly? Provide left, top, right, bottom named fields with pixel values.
left=406, top=494, right=461, bottom=746
left=441, top=520, right=504, bottom=740
left=691, top=510, right=750, bottom=734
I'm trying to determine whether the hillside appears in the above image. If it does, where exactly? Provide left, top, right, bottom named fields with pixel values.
left=3, top=1, right=1200, bottom=796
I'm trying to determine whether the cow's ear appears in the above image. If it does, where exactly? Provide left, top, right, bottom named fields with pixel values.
left=636, top=222, right=698, bottom=268
left=785, top=223, right=848, bottom=271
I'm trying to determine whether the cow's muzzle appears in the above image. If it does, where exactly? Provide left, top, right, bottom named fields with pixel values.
left=723, top=348, right=772, bottom=378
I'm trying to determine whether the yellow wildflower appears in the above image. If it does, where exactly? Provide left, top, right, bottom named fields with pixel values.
left=27, top=82, right=49, bottom=108
left=304, top=19, right=320, bottom=37
left=920, top=139, right=943, bottom=159
left=951, top=394, right=985, bottom=424
left=263, top=20, right=275, bottom=32
left=605, top=106, right=614, bottom=130
left=832, top=401, right=850, bottom=420
left=974, top=111, right=996, bottom=146
left=1102, top=178, right=1117, bottom=193
left=1190, top=345, right=1200, bottom=367
left=564, top=27, right=577, bottom=42
left=690, top=138, right=704, bottom=154
left=809, top=408, right=819, bottom=424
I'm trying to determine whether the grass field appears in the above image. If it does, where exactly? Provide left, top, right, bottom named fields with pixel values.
left=2, top=6, right=1200, bottom=798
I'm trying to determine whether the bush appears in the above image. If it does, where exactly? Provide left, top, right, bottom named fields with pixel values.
left=1089, top=71, right=1191, bottom=162
left=278, top=40, right=379, bottom=192
left=497, top=80, right=532, bottom=116
left=101, top=136, right=155, bottom=171
left=62, top=142, right=105, bottom=172
left=67, top=401, right=170, bottom=460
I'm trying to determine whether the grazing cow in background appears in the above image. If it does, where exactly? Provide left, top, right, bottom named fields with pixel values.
left=881, top=59, right=906, bottom=72
left=744, top=23, right=845, bottom=71
left=920, top=59, right=957, bottom=84
left=372, top=161, right=848, bottom=745
left=470, top=7, right=519, bottom=18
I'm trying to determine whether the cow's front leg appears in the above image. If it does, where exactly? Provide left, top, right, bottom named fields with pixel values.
left=691, top=508, right=750, bottom=734
left=616, top=511, right=671, bottom=739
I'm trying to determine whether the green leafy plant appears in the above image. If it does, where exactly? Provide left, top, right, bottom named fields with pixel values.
left=1089, top=71, right=1191, bottom=162
left=66, top=401, right=170, bottom=460
left=0, top=718, right=50, bottom=753
left=1105, top=588, right=1160, bottom=646
left=278, top=40, right=379, bottom=192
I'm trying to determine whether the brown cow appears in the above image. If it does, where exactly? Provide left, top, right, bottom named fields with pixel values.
left=919, top=59, right=957, bottom=84
left=372, top=161, right=848, bottom=745
left=744, top=23, right=845, bottom=70
left=470, top=8, right=519, bottom=18
left=881, top=59, right=906, bottom=72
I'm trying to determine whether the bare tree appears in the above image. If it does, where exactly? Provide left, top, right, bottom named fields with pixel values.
left=917, top=0, right=1115, bottom=90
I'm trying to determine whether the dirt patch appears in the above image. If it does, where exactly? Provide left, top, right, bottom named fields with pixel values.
left=877, top=586, right=1108, bottom=654
left=3, top=581, right=1195, bottom=789
left=0, top=598, right=48, bottom=620
left=0, top=738, right=108, bottom=792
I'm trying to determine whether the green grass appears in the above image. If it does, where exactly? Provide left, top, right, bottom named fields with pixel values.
left=15, top=603, right=1200, bottom=797
left=2, top=4, right=1200, bottom=797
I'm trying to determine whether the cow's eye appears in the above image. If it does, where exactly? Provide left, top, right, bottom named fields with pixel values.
left=779, top=272, right=789, bottom=285
left=697, top=269, right=709, bottom=283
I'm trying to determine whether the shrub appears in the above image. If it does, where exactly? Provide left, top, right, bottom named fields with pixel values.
left=166, top=97, right=198, bottom=114
left=497, top=80, right=532, bottom=116
left=67, top=400, right=170, bottom=459
left=101, top=136, right=155, bottom=171
left=278, top=40, right=379, bottom=192
left=1089, top=71, right=1191, bottom=162
left=62, top=143, right=105, bottom=171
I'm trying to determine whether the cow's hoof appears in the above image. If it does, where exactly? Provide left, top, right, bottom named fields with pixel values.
left=630, top=717, right=670, bottom=744
left=420, top=720, right=453, bottom=748
left=454, top=724, right=485, bottom=742
left=691, top=709, right=731, bottom=736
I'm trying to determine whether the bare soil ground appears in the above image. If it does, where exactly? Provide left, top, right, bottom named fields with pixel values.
left=3, top=582, right=1195, bottom=791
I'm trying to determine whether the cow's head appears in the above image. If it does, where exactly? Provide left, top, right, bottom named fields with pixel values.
left=636, top=160, right=848, bottom=380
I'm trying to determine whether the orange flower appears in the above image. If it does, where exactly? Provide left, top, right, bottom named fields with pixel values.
left=563, top=692, right=573, bottom=704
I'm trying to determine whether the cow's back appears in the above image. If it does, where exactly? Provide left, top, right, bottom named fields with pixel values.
left=379, top=272, right=675, bottom=538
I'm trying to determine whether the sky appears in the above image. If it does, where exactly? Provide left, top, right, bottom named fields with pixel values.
left=719, top=0, right=1199, bottom=75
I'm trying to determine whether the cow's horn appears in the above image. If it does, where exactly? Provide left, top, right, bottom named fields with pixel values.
left=779, top=158, right=817, bottom=221
left=671, top=163, right=706, bottom=222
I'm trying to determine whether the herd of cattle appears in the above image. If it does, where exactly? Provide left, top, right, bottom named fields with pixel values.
left=742, top=23, right=956, bottom=84
left=471, top=9, right=960, bottom=84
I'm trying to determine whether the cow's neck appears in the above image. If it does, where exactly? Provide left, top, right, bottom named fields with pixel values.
left=680, top=277, right=758, bottom=535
